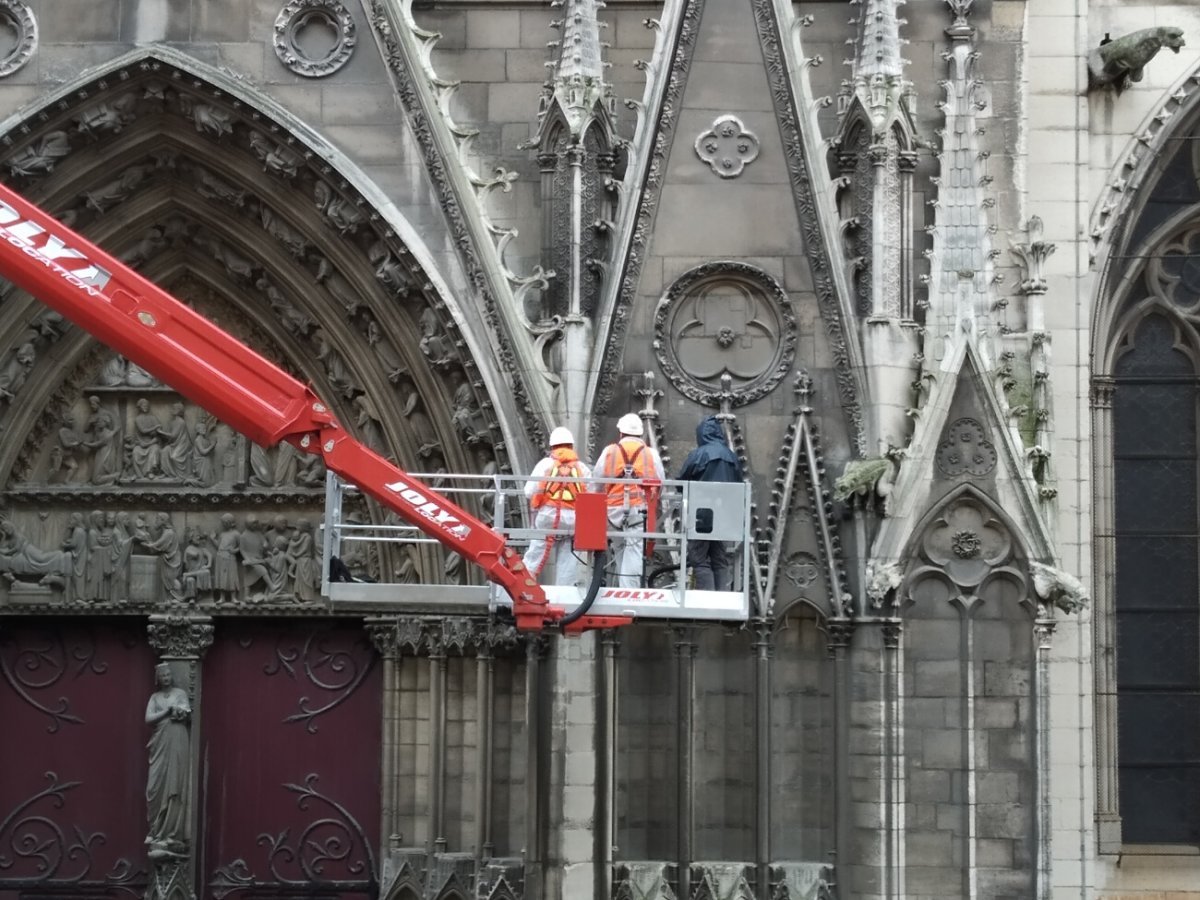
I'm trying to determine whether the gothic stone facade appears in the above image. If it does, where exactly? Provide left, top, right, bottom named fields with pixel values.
left=0, top=1, right=1194, bottom=899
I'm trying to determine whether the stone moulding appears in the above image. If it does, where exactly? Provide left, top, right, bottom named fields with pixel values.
left=0, top=1, right=36, bottom=79
left=273, top=0, right=358, bottom=78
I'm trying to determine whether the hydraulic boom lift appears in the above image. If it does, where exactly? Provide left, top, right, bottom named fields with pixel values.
left=0, top=183, right=632, bottom=634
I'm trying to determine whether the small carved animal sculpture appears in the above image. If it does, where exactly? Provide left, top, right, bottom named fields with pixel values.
left=1088, top=26, right=1186, bottom=94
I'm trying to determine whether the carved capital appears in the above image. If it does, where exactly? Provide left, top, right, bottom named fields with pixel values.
left=1090, top=376, right=1115, bottom=409
left=365, top=617, right=426, bottom=658
left=826, top=618, right=855, bottom=654
left=147, top=615, right=214, bottom=660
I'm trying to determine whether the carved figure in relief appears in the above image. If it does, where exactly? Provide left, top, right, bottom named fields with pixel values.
left=314, top=182, right=364, bottom=234
left=136, top=513, right=183, bottom=601
left=157, top=403, right=194, bottom=483
left=195, top=234, right=256, bottom=282
left=181, top=529, right=214, bottom=601
left=316, top=263, right=363, bottom=318
left=368, top=242, right=411, bottom=296
left=84, top=165, right=149, bottom=214
left=111, top=512, right=134, bottom=604
left=267, top=536, right=290, bottom=599
left=145, top=663, right=191, bottom=857
left=287, top=519, right=320, bottom=602
left=296, top=451, right=325, bottom=486
left=450, top=372, right=489, bottom=445
left=259, top=204, right=308, bottom=258
left=0, top=518, right=69, bottom=589
left=129, top=399, right=163, bottom=480
left=353, top=393, right=386, bottom=450
left=0, top=342, right=35, bottom=405
left=54, top=411, right=85, bottom=483
left=191, top=421, right=217, bottom=487
left=100, top=355, right=128, bottom=386
left=238, top=515, right=271, bottom=601
left=85, top=396, right=122, bottom=486
left=248, top=131, right=300, bottom=178
left=313, top=330, right=355, bottom=398
left=212, top=514, right=240, bottom=604
left=184, top=100, right=233, bottom=140
left=121, top=227, right=166, bottom=269
left=418, top=306, right=454, bottom=366
left=62, top=512, right=88, bottom=599
left=366, top=318, right=407, bottom=383
left=126, top=360, right=157, bottom=388
left=75, top=95, right=137, bottom=138
left=265, top=516, right=292, bottom=552
left=1088, top=27, right=1186, bottom=94
left=84, top=510, right=115, bottom=602
left=7, top=130, right=71, bottom=177
left=194, top=167, right=246, bottom=208
left=256, top=275, right=311, bottom=336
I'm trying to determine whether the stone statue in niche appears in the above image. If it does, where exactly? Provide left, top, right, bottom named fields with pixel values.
left=181, top=528, right=214, bottom=602
left=74, top=94, right=137, bottom=138
left=0, top=517, right=69, bottom=590
left=7, top=130, right=71, bottom=177
left=84, top=164, right=149, bottom=214
left=193, top=166, right=246, bottom=208
left=0, top=342, right=35, bottom=407
left=258, top=203, right=309, bottom=259
left=353, top=393, right=387, bottom=451
left=316, top=262, right=363, bottom=319
left=134, top=512, right=183, bottom=601
left=1088, top=27, right=1186, bottom=94
left=128, top=399, right=164, bottom=481
left=313, top=329, right=355, bottom=399
left=365, top=318, right=407, bottom=383
left=145, top=663, right=191, bottom=858
left=182, top=98, right=233, bottom=140
left=194, top=233, right=256, bottom=282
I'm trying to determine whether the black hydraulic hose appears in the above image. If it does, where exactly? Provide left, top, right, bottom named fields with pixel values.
left=559, top=550, right=607, bottom=628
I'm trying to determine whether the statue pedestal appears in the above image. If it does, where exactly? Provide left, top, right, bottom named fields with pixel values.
left=146, top=853, right=195, bottom=900
left=5, top=581, right=56, bottom=605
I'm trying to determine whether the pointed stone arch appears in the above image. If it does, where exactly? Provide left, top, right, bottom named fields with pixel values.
left=0, top=46, right=522, bottom=607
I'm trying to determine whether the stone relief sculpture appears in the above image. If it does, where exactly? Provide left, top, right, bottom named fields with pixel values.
left=237, top=514, right=272, bottom=601
left=74, top=94, right=137, bottom=138
left=0, top=516, right=69, bottom=590
left=0, top=342, right=35, bottom=407
left=288, top=519, right=321, bottom=602
left=129, top=398, right=164, bottom=481
left=135, top=512, right=184, bottom=601
left=1088, top=27, right=1186, bottom=94
left=84, top=164, right=149, bottom=213
left=145, top=663, right=191, bottom=858
left=248, top=130, right=301, bottom=178
left=450, top=371, right=490, bottom=445
left=84, top=396, right=123, bottom=485
left=182, top=528, right=214, bottom=601
left=157, top=403, right=195, bottom=483
left=212, top=514, right=240, bottom=605
left=63, top=511, right=87, bottom=598
left=418, top=306, right=455, bottom=367
left=314, top=181, right=364, bottom=234
left=191, top=420, right=217, bottom=487
left=7, top=130, right=70, bottom=177
left=84, top=510, right=115, bottom=602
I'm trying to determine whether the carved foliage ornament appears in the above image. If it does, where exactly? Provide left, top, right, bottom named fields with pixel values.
left=654, top=262, right=796, bottom=407
left=0, top=1, right=35, bottom=79
left=695, top=114, right=760, bottom=178
left=274, top=0, right=357, bottom=78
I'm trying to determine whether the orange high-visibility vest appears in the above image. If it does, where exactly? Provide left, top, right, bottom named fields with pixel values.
left=603, top=439, right=649, bottom=508
left=531, top=448, right=587, bottom=510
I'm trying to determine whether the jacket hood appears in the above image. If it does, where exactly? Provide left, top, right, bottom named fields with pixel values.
left=696, top=416, right=726, bottom=445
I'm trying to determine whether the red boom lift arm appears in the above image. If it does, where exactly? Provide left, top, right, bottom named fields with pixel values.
left=0, top=183, right=628, bottom=634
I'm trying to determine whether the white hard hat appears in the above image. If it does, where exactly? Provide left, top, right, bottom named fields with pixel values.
left=549, top=426, right=574, bottom=447
left=617, top=413, right=644, bottom=437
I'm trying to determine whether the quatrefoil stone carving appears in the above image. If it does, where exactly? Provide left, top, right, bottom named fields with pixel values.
left=694, top=114, right=761, bottom=178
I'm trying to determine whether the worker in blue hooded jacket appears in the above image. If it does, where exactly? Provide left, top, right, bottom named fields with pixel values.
left=677, top=415, right=743, bottom=591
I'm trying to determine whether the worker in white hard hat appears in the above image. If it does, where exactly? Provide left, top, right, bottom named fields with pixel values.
left=522, top=426, right=591, bottom=586
left=593, top=413, right=664, bottom=588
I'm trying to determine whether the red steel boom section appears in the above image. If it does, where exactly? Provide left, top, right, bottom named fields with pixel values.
left=0, top=183, right=627, bottom=633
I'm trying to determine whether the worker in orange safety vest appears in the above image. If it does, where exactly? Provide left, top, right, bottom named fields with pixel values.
left=522, top=426, right=592, bottom=586
left=593, top=413, right=664, bottom=588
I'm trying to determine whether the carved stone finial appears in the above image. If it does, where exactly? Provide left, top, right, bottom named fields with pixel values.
left=1009, top=215, right=1056, bottom=295
left=1088, top=27, right=1186, bottom=94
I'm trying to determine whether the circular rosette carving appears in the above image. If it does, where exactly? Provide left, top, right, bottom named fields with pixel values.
left=694, top=114, right=761, bottom=178
left=0, top=1, right=36, bottom=78
left=919, top=497, right=1013, bottom=590
left=273, top=0, right=357, bottom=78
left=654, top=262, right=796, bottom=407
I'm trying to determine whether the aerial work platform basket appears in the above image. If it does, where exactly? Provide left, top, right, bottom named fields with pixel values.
left=321, top=472, right=754, bottom=624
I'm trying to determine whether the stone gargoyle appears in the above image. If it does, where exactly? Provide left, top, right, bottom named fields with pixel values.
left=1030, top=561, right=1090, bottom=615
left=1088, top=27, right=1186, bottom=94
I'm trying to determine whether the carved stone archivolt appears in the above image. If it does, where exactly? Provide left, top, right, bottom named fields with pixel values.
left=0, top=52, right=512, bottom=613
left=273, top=0, right=357, bottom=78
left=654, top=262, right=796, bottom=407
left=0, top=1, right=36, bottom=79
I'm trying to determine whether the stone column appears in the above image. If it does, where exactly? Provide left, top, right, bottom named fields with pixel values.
left=753, top=621, right=774, bottom=900
left=145, top=614, right=214, bottom=900
left=673, top=626, right=697, bottom=900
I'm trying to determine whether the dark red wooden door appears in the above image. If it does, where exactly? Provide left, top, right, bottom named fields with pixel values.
left=201, top=620, right=381, bottom=899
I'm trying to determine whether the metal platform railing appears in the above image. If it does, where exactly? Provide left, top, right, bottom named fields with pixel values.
left=321, top=471, right=753, bottom=623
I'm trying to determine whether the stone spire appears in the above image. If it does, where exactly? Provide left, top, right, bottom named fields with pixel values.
left=843, top=0, right=911, bottom=133
left=539, top=0, right=614, bottom=139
